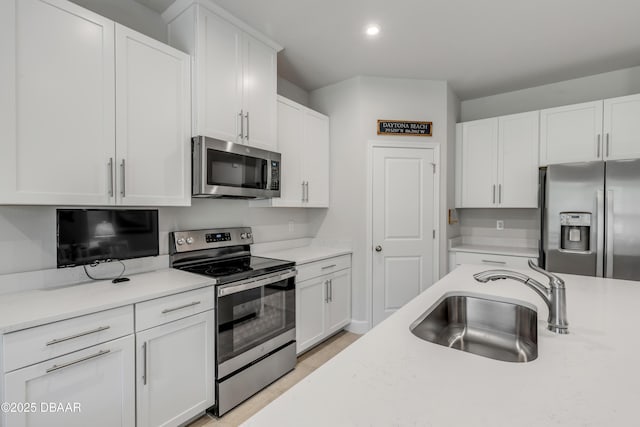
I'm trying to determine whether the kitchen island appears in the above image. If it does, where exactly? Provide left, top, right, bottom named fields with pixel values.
left=243, top=264, right=640, bottom=426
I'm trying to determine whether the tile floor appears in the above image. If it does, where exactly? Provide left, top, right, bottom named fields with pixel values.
left=188, top=331, right=360, bottom=427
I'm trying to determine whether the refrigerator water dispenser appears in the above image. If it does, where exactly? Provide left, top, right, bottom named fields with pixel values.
left=560, top=213, right=591, bottom=252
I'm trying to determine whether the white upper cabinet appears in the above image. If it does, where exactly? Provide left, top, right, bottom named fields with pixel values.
left=540, top=101, right=602, bottom=166
left=115, top=24, right=191, bottom=206
left=457, top=111, right=539, bottom=208
left=0, top=0, right=191, bottom=206
left=166, top=1, right=279, bottom=151
left=0, top=0, right=115, bottom=205
left=603, top=93, right=640, bottom=161
left=252, top=96, right=330, bottom=208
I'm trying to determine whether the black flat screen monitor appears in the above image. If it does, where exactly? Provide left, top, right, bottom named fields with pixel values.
left=57, top=209, right=159, bottom=268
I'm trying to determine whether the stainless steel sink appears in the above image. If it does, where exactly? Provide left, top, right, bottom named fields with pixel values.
left=410, top=294, right=538, bottom=363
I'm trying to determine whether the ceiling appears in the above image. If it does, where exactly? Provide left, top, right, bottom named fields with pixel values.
left=142, top=0, right=640, bottom=100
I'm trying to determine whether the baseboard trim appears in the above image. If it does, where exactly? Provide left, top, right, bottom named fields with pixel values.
left=346, top=319, right=369, bottom=335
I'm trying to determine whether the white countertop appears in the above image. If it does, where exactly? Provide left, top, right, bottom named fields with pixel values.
left=0, top=269, right=212, bottom=333
left=254, top=246, right=352, bottom=265
left=450, top=243, right=538, bottom=257
left=243, top=264, right=640, bottom=426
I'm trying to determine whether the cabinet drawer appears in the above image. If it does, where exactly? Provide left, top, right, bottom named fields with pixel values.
left=453, top=251, right=536, bottom=269
left=3, top=305, right=133, bottom=373
left=296, top=254, right=351, bottom=282
left=135, top=286, right=214, bottom=331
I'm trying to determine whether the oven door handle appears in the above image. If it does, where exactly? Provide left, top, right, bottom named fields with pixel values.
left=217, top=269, right=297, bottom=297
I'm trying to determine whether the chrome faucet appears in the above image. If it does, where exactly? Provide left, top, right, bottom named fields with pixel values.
left=473, top=260, right=569, bottom=334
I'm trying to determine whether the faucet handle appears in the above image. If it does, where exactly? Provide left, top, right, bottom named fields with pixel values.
left=527, top=259, right=565, bottom=287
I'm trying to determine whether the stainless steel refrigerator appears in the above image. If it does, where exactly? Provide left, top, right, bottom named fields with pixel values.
left=539, top=159, right=640, bottom=281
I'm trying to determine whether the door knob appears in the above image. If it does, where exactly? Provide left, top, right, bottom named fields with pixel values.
left=375, top=245, right=382, bottom=252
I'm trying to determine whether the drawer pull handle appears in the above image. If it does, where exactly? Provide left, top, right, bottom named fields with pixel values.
left=46, top=349, right=111, bottom=373
left=161, top=301, right=201, bottom=314
left=481, top=259, right=506, bottom=265
left=46, top=325, right=111, bottom=346
left=321, top=264, right=337, bottom=270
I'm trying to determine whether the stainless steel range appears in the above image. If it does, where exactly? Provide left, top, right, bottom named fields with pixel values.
left=169, top=227, right=296, bottom=416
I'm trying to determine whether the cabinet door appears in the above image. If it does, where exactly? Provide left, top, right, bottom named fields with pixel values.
left=603, top=94, right=640, bottom=161
left=3, top=335, right=135, bottom=427
left=296, top=277, right=327, bottom=354
left=498, top=111, right=539, bottom=207
left=136, top=311, right=214, bottom=427
left=195, top=7, right=242, bottom=142
left=326, top=269, right=351, bottom=335
left=539, top=101, right=603, bottom=165
left=242, top=34, right=278, bottom=150
left=460, top=118, right=499, bottom=207
left=274, top=98, right=304, bottom=205
left=302, top=110, right=330, bottom=207
left=115, top=25, right=191, bottom=206
left=0, top=0, right=115, bottom=205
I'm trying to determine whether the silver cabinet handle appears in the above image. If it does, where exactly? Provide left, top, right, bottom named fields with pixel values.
left=597, top=134, right=601, bottom=158
left=498, top=184, right=502, bottom=204
left=305, top=182, right=309, bottom=202
left=321, top=264, right=337, bottom=270
left=239, top=110, right=244, bottom=140
left=46, top=349, right=111, bottom=373
left=329, top=279, right=333, bottom=302
left=46, top=326, right=111, bottom=346
left=301, top=181, right=305, bottom=202
left=245, top=111, right=250, bottom=140
left=375, top=245, right=382, bottom=252
left=142, top=342, right=148, bottom=385
left=605, top=189, right=614, bottom=278
left=606, top=133, right=610, bottom=157
left=324, top=280, right=329, bottom=303
left=107, top=158, right=114, bottom=197
left=492, top=185, right=496, bottom=204
left=120, top=159, right=126, bottom=197
left=481, top=259, right=506, bottom=265
left=161, top=301, right=201, bottom=314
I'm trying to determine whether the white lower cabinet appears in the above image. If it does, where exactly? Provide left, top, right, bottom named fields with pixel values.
left=3, top=335, right=135, bottom=427
left=135, top=310, right=215, bottom=427
left=296, top=256, right=351, bottom=354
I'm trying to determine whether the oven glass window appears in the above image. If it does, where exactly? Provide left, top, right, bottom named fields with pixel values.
left=217, top=277, right=295, bottom=365
left=207, top=150, right=268, bottom=189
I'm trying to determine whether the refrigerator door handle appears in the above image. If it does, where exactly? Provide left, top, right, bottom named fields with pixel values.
left=596, top=190, right=605, bottom=277
left=605, top=189, right=614, bottom=278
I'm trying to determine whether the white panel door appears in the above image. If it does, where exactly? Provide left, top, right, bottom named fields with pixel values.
left=136, top=311, right=214, bottom=427
left=326, top=269, right=352, bottom=335
left=461, top=118, right=498, bottom=207
left=275, top=98, right=304, bottom=205
left=0, top=0, right=115, bottom=205
left=196, top=7, right=242, bottom=142
left=243, top=33, right=277, bottom=150
left=603, top=94, right=640, bottom=161
left=372, top=147, right=437, bottom=326
left=498, top=111, right=539, bottom=207
left=115, top=24, right=191, bottom=206
left=540, top=100, right=603, bottom=165
left=302, top=110, right=330, bottom=207
left=3, top=336, right=135, bottom=427
left=296, top=276, right=327, bottom=354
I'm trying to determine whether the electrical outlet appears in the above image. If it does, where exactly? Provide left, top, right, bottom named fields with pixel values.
left=288, top=220, right=295, bottom=233
left=496, top=220, right=504, bottom=230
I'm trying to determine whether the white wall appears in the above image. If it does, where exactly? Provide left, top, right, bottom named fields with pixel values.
left=461, top=65, right=640, bottom=121
left=69, top=0, right=168, bottom=42
left=458, top=209, right=538, bottom=244
left=277, top=77, right=310, bottom=107
left=0, top=201, right=314, bottom=276
left=309, top=76, right=451, bottom=330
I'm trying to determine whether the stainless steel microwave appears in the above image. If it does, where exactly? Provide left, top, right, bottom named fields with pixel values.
left=192, top=136, right=281, bottom=199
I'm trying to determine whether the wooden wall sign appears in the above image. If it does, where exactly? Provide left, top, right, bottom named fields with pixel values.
left=377, top=120, right=432, bottom=136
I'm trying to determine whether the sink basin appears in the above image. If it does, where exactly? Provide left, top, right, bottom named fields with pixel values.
left=410, top=294, right=538, bottom=363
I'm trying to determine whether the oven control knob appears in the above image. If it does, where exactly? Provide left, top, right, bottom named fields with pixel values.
left=247, top=232, right=252, bottom=239
left=176, top=238, right=185, bottom=245
left=186, top=237, right=194, bottom=244
left=240, top=233, right=248, bottom=239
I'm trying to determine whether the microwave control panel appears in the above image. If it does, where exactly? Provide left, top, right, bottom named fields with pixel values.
left=270, top=161, right=280, bottom=191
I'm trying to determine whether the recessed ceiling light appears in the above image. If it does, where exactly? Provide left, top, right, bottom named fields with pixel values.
left=365, top=24, right=381, bottom=37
